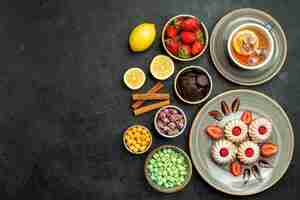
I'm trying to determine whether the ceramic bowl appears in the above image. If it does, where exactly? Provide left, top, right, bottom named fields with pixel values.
left=123, top=125, right=152, bottom=155
left=154, top=105, right=187, bottom=138
left=174, top=65, right=213, bottom=104
left=162, top=14, right=209, bottom=61
left=227, top=23, right=274, bottom=70
left=144, top=145, right=193, bottom=193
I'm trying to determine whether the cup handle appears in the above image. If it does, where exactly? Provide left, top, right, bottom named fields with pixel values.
left=264, top=22, right=274, bottom=32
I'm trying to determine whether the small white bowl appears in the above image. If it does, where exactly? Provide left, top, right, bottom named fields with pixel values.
left=174, top=65, right=213, bottom=104
left=227, top=23, right=274, bottom=70
left=154, top=105, right=187, bottom=138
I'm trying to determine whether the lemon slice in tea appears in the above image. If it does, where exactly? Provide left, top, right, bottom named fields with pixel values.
left=232, top=29, right=259, bottom=56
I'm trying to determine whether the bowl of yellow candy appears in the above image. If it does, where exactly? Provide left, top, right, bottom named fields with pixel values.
left=123, top=125, right=152, bottom=154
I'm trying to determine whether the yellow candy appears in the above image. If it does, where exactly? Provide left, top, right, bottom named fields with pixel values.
left=127, top=140, right=133, bottom=145
left=132, top=147, right=138, bottom=152
left=134, top=143, right=140, bottom=148
left=139, top=147, right=145, bottom=151
left=124, top=125, right=152, bottom=154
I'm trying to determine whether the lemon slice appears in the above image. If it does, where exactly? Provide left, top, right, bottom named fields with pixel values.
left=123, top=67, right=146, bottom=90
left=232, top=29, right=259, bottom=55
left=150, top=55, right=174, bottom=80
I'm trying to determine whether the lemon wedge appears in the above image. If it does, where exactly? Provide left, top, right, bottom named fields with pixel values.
left=232, top=29, right=259, bottom=55
left=123, top=67, right=146, bottom=90
left=150, top=55, right=174, bottom=80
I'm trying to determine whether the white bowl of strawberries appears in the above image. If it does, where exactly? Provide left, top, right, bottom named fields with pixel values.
left=162, top=15, right=209, bottom=61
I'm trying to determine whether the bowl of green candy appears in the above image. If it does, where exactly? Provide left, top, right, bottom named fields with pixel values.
left=144, top=145, right=192, bottom=193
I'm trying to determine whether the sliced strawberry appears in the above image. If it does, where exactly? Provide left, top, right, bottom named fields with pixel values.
left=261, top=143, right=278, bottom=157
left=191, top=41, right=204, bottom=55
left=178, top=44, right=191, bottom=59
left=165, top=39, right=179, bottom=55
left=241, top=111, right=252, bottom=125
left=165, top=25, right=177, bottom=38
left=206, top=125, right=224, bottom=140
left=180, top=31, right=196, bottom=44
left=181, top=17, right=200, bottom=31
left=230, top=162, right=242, bottom=176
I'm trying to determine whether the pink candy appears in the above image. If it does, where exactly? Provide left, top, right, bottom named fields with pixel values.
left=156, top=107, right=185, bottom=136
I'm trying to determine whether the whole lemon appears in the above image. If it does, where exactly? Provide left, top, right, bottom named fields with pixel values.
left=129, top=23, right=156, bottom=52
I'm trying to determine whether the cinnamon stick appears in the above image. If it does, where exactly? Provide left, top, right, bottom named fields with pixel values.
left=133, top=100, right=170, bottom=116
left=132, top=93, right=169, bottom=101
left=131, top=82, right=164, bottom=109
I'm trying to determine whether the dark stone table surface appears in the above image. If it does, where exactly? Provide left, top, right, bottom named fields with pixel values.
left=0, top=0, right=298, bottom=199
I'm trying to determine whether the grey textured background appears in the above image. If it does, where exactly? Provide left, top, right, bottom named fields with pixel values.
left=0, top=0, right=298, bottom=199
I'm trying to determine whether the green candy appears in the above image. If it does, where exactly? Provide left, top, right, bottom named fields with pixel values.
left=147, top=148, right=189, bottom=189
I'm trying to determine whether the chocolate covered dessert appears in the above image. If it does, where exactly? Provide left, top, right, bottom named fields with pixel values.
left=176, top=69, right=210, bottom=102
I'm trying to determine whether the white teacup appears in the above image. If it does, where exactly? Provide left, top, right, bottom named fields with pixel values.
left=227, top=23, right=274, bottom=70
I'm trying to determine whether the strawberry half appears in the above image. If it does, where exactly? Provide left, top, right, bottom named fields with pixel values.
left=261, top=143, right=278, bottom=157
left=180, top=31, right=196, bottom=44
left=241, top=111, right=252, bottom=125
left=206, top=125, right=224, bottom=140
left=165, top=39, right=179, bottom=55
left=181, top=17, right=200, bottom=31
left=191, top=41, right=204, bottom=55
left=230, top=162, right=242, bottom=176
left=165, top=25, right=177, bottom=38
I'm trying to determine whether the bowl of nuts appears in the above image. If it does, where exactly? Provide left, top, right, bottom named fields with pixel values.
left=154, top=105, right=187, bottom=138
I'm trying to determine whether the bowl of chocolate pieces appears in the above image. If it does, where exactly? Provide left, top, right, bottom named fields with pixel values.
left=174, top=66, right=212, bottom=104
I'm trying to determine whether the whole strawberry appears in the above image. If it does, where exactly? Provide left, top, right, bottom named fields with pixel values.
left=178, top=44, right=191, bottom=58
left=191, top=41, right=204, bottom=55
left=182, top=17, right=200, bottom=31
left=165, top=39, right=179, bottom=55
left=172, top=16, right=185, bottom=30
left=196, top=30, right=205, bottom=44
left=165, top=25, right=177, bottom=38
left=181, top=31, right=196, bottom=44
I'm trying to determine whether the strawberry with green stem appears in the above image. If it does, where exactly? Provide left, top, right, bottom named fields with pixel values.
left=165, top=39, right=179, bottom=55
left=191, top=41, right=204, bottom=55
left=196, top=30, right=205, bottom=44
left=178, top=44, right=191, bottom=58
left=165, top=25, right=177, bottom=38
left=181, top=17, right=200, bottom=31
left=172, top=16, right=185, bottom=30
left=180, top=31, right=196, bottom=44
